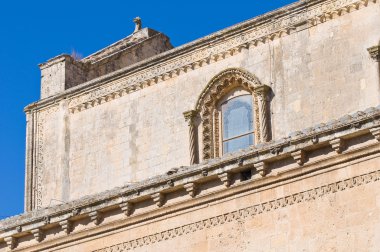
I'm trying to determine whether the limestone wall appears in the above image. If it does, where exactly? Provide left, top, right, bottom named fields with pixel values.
left=25, top=0, right=380, bottom=209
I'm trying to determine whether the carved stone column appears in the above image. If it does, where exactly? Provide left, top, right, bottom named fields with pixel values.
left=183, top=110, right=198, bottom=165
left=254, top=85, right=270, bottom=142
left=368, top=46, right=380, bottom=62
left=368, top=45, right=380, bottom=92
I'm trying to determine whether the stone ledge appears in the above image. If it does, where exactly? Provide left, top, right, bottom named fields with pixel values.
left=1, top=105, right=380, bottom=250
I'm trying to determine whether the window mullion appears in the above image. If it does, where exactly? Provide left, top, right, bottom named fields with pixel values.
left=223, top=131, right=254, bottom=142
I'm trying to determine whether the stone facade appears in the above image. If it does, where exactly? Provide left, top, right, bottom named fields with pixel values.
left=1, top=0, right=380, bottom=251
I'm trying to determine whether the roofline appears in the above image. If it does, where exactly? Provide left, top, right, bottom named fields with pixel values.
left=25, top=0, right=313, bottom=112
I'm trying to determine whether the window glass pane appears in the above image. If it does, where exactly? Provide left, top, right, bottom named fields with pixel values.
left=222, top=95, right=253, bottom=140
left=223, top=134, right=254, bottom=154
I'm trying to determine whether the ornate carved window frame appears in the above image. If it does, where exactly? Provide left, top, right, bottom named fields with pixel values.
left=193, top=68, right=271, bottom=161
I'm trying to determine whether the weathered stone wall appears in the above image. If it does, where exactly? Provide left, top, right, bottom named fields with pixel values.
left=26, top=0, right=380, bottom=209
left=2, top=104, right=380, bottom=251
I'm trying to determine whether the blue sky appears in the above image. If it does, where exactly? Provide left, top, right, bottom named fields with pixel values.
left=0, top=0, right=295, bottom=218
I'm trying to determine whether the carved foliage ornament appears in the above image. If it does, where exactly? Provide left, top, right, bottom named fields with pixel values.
left=195, top=68, right=271, bottom=160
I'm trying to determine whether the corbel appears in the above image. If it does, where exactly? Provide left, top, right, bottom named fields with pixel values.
left=218, top=172, right=232, bottom=187
left=291, top=150, right=306, bottom=166
left=330, top=138, right=346, bottom=154
left=43, top=216, right=51, bottom=225
left=89, top=211, right=103, bottom=226
left=370, top=127, right=380, bottom=141
left=367, top=45, right=380, bottom=62
left=71, top=208, right=81, bottom=217
left=31, top=228, right=45, bottom=242
left=15, top=226, right=22, bottom=233
left=201, top=169, right=208, bottom=177
left=238, top=43, right=249, bottom=52
left=254, top=161, right=269, bottom=177
left=120, top=202, right=134, bottom=216
left=167, top=179, right=175, bottom=187
left=184, top=183, right=198, bottom=198
left=59, top=219, right=73, bottom=235
left=311, top=135, right=319, bottom=144
left=4, top=236, right=17, bottom=250
left=152, top=192, right=165, bottom=207
left=270, top=146, right=282, bottom=156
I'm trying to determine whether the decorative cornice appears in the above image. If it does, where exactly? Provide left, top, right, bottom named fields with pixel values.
left=93, top=168, right=380, bottom=252
left=24, top=0, right=377, bottom=114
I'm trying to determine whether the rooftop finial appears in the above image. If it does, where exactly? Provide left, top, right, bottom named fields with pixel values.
left=133, top=17, right=142, bottom=33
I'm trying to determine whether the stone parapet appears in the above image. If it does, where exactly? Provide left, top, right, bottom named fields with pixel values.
left=38, top=28, right=173, bottom=99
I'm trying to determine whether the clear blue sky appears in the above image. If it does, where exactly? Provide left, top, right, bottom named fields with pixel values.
left=0, top=0, right=295, bottom=218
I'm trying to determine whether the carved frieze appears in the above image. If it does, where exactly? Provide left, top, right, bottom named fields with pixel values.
left=34, top=105, right=59, bottom=210
left=64, top=0, right=375, bottom=115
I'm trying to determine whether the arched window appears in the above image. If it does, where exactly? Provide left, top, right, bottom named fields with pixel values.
left=221, top=93, right=254, bottom=154
left=184, top=68, right=271, bottom=164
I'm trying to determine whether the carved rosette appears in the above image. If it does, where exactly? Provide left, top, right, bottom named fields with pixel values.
left=194, top=68, right=271, bottom=160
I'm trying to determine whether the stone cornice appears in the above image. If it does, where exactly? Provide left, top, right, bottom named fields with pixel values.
left=91, top=167, right=380, bottom=251
left=24, top=0, right=377, bottom=114
left=1, top=105, right=380, bottom=250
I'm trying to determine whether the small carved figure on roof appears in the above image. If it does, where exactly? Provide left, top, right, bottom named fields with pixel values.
left=133, top=17, right=142, bottom=32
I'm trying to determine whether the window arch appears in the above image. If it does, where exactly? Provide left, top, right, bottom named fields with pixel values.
left=187, top=68, right=271, bottom=162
